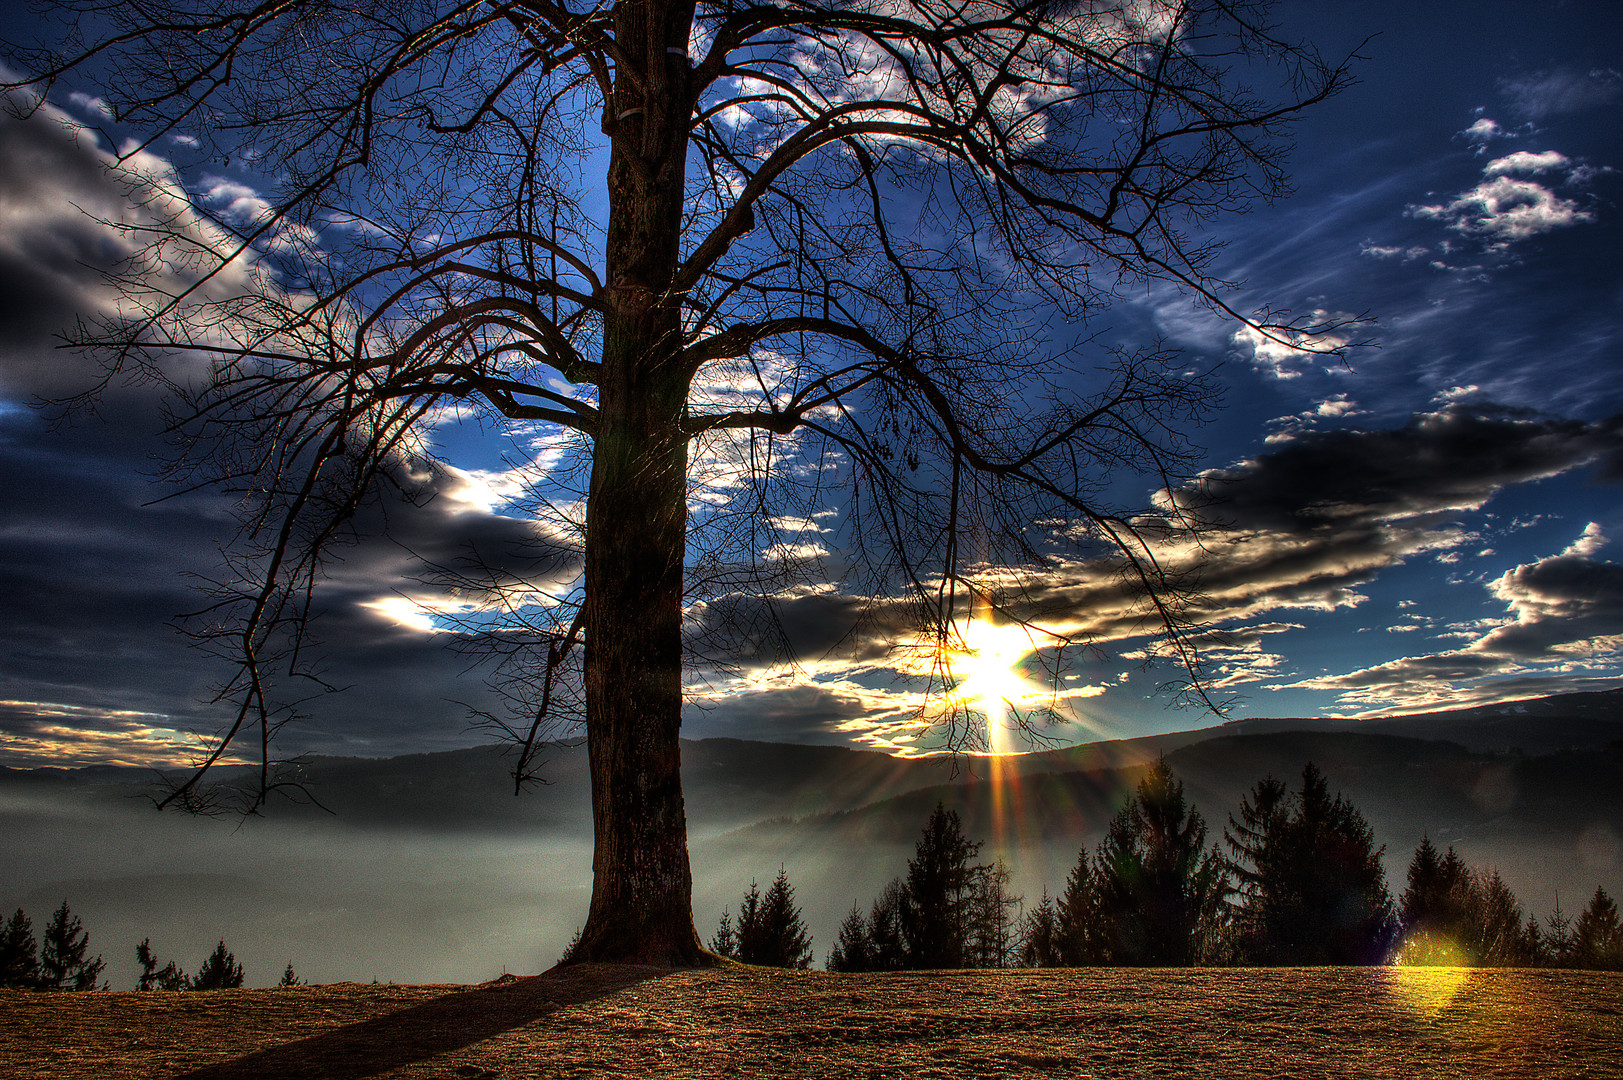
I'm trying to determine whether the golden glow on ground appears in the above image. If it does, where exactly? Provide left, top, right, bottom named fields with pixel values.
left=1387, top=932, right=1474, bottom=1016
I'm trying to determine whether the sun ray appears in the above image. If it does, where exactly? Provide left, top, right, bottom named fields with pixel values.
left=944, top=616, right=1046, bottom=754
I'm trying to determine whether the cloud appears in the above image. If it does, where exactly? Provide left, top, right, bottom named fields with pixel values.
left=1313, top=396, right=1361, bottom=419
left=683, top=679, right=927, bottom=753
left=0, top=101, right=591, bottom=764
left=1432, top=385, right=1482, bottom=405
left=1230, top=310, right=1361, bottom=380
left=0, top=700, right=240, bottom=769
left=1499, top=68, right=1623, bottom=120
left=1482, top=150, right=1572, bottom=177
left=1284, top=524, right=1623, bottom=712
left=66, top=92, right=114, bottom=120
left=1177, top=405, right=1622, bottom=537
left=1360, top=243, right=1429, bottom=261
left=684, top=405, right=1623, bottom=730
left=1460, top=117, right=1505, bottom=144
left=1412, top=173, right=1593, bottom=244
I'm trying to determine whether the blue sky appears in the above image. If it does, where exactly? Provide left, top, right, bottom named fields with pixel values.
left=1, top=2, right=1621, bottom=768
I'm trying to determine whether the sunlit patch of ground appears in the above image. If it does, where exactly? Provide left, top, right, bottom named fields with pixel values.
left=2, top=964, right=1621, bottom=1079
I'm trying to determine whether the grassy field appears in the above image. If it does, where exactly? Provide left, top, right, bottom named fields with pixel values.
left=2, top=963, right=1620, bottom=1079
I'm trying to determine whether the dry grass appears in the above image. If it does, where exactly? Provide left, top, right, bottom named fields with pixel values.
left=2, top=964, right=1620, bottom=1079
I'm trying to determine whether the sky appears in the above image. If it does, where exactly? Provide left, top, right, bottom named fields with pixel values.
left=1, top=1, right=1622, bottom=770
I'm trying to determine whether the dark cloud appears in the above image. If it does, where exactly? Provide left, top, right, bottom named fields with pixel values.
left=976, top=406, right=1623, bottom=649
left=0, top=103, right=133, bottom=383
left=685, top=683, right=888, bottom=745
left=680, top=405, right=1623, bottom=730
left=1185, top=405, right=1623, bottom=536
left=0, top=104, right=579, bottom=763
left=1477, top=525, right=1623, bottom=656
left=3, top=9, right=1622, bottom=765
left=1288, top=524, right=1623, bottom=710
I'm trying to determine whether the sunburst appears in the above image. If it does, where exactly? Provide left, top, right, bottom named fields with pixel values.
left=944, top=618, right=1044, bottom=754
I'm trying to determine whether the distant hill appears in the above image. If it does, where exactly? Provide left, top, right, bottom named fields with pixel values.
left=1214, top=686, right=1623, bottom=754
left=3, top=685, right=1620, bottom=984
left=5, top=685, right=1621, bottom=836
left=0, top=735, right=975, bottom=837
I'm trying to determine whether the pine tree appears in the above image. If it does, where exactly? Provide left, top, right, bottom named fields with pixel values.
left=1292, top=765, right=1395, bottom=964
left=1399, top=839, right=1483, bottom=963
left=1226, top=764, right=1394, bottom=965
left=1224, top=775, right=1290, bottom=963
left=135, top=938, right=188, bottom=991
left=728, top=870, right=813, bottom=968
left=752, top=869, right=814, bottom=969
left=1478, top=870, right=1533, bottom=966
left=827, top=904, right=872, bottom=973
left=1055, top=847, right=1102, bottom=965
left=902, top=803, right=982, bottom=969
left=1544, top=894, right=1575, bottom=968
left=1091, top=760, right=1228, bottom=966
left=39, top=902, right=104, bottom=991
left=865, top=880, right=909, bottom=972
left=0, top=909, right=38, bottom=988
left=1017, top=890, right=1063, bottom=968
left=1571, top=887, right=1623, bottom=971
left=1523, top=913, right=1548, bottom=967
left=191, top=941, right=245, bottom=990
left=708, top=908, right=737, bottom=959
left=732, top=883, right=763, bottom=962
left=278, top=963, right=303, bottom=988
left=964, top=859, right=1021, bottom=969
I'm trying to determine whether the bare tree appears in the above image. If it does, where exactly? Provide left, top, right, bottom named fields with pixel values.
left=7, top=0, right=1351, bottom=963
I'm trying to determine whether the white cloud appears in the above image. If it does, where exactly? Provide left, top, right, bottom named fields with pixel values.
left=1313, top=395, right=1362, bottom=419
left=1231, top=310, right=1360, bottom=379
left=1460, top=117, right=1504, bottom=144
left=198, top=175, right=274, bottom=226
left=1360, top=243, right=1429, bottom=261
left=1482, top=150, right=1571, bottom=176
left=67, top=92, right=113, bottom=120
left=1412, top=174, right=1592, bottom=244
left=1564, top=521, right=1607, bottom=559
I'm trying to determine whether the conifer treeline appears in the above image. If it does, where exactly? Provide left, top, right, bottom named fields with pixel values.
left=717, top=760, right=1623, bottom=971
left=0, top=902, right=291, bottom=990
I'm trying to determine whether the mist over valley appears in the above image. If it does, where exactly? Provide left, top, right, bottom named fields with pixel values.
left=4, top=690, right=1621, bottom=988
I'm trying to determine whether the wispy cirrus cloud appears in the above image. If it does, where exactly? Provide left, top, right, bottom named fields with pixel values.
left=1499, top=67, right=1623, bottom=121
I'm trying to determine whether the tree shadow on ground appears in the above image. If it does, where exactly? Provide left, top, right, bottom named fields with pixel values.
left=172, top=963, right=662, bottom=1080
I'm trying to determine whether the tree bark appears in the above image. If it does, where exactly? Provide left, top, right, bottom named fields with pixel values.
left=575, top=372, right=708, bottom=963
left=571, top=0, right=711, bottom=965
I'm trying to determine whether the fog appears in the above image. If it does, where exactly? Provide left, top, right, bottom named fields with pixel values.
left=5, top=717, right=1621, bottom=987
left=2, top=784, right=595, bottom=987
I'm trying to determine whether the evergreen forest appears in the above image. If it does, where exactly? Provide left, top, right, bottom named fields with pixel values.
left=719, top=761, right=1623, bottom=972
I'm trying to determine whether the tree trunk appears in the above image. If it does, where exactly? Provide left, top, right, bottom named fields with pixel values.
left=569, top=0, right=710, bottom=965
left=574, top=373, right=708, bottom=963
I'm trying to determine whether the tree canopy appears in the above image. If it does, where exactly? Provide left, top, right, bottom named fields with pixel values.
left=7, top=0, right=1352, bottom=962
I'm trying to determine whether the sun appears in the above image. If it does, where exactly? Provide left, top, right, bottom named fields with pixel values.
left=944, top=618, right=1044, bottom=754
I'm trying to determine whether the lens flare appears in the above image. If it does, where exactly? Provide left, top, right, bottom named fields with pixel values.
left=1387, top=932, right=1473, bottom=1016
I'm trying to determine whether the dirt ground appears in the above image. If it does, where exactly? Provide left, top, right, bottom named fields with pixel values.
left=1, top=963, right=1620, bottom=1079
